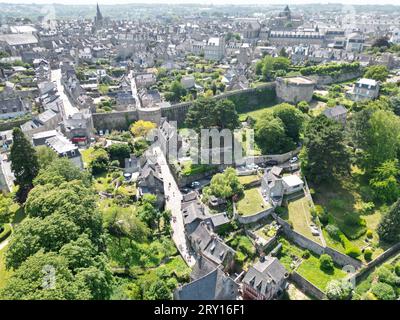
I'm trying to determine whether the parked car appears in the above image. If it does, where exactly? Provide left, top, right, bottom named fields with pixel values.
left=289, top=157, right=298, bottom=164
left=191, top=181, right=200, bottom=188
left=265, top=160, right=278, bottom=166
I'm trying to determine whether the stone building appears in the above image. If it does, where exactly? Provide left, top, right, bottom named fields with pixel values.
left=347, top=78, right=380, bottom=102
left=204, top=37, right=225, bottom=61
left=275, top=76, right=315, bottom=104
left=242, top=256, right=289, bottom=300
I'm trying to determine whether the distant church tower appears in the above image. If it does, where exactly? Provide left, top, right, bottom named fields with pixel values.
left=94, top=3, right=103, bottom=29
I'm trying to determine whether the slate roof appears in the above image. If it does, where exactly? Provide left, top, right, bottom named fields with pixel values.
left=46, top=134, right=77, bottom=154
left=0, top=34, right=38, bottom=46
left=190, top=256, right=218, bottom=280
left=242, top=257, right=288, bottom=297
left=174, top=267, right=238, bottom=300
left=323, top=105, right=347, bottom=118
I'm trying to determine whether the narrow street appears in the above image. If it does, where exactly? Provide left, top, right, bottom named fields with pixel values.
left=152, top=146, right=196, bottom=267
left=51, top=69, right=79, bottom=119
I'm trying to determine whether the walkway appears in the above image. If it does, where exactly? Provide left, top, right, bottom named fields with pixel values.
left=51, top=69, right=79, bottom=119
left=152, top=146, right=195, bottom=267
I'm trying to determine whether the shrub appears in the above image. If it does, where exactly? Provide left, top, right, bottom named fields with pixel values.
left=319, top=254, right=334, bottom=272
left=0, top=223, right=12, bottom=242
left=275, top=206, right=287, bottom=215
left=370, top=282, right=396, bottom=300
left=364, top=248, right=373, bottom=261
left=376, top=265, right=400, bottom=286
left=395, top=262, right=400, bottom=276
left=345, top=246, right=362, bottom=258
left=325, top=224, right=341, bottom=241
left=297, top=101, right=310, bottom=113
left=366, top=229, right=373, bottom=239
left=302, top=250, right=310, bottom=259
left=326, top=279, right=353, bottom=300
left=319, top=212, right=330, bottom=226
left=287, top=220, right=294, bottom=229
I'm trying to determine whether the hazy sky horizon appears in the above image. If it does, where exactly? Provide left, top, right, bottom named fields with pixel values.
left=0, top=0, right=398, bottom=5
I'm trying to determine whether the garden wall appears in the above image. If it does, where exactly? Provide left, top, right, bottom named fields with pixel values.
left=273, top=212, right=362, bottom=269
left=235, top=207, right=274, bottom=225
left=246, top=146, right=302, bottom=165
left=353, top=242, right=400, bottom=283
left=290, top=271, right=326, bottom=300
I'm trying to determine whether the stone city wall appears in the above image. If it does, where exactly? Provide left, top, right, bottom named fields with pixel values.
left=290, top=271, right=326, bottom=300
left=273, top=212, right=362, bottom=269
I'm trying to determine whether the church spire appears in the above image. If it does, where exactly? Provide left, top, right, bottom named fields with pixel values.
left=94, top=3, right=103, bottom=29
left=96, top=3, right=103, bottom=22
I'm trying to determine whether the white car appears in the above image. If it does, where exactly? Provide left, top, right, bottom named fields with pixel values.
left=191, top=181, right=200, bottom=188
left=289, top=157, right=298, bottom=164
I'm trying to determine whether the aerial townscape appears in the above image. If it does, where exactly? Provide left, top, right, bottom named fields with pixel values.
left=0, top=1, right=400, bottom=303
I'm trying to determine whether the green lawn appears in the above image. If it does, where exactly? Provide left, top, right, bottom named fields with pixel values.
left=237, top=174, right=260, bottom=185
left=238, top=103, right=281, bottom=123
left=286, top=196, right=322, bottom=244
left=297, top=254, right=347, bottom=292
left=236, top=187, right=270, bottom=216
left=80, top=147, right=96, bottom=168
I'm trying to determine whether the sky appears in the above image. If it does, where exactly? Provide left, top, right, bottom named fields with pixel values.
left=0, top=0, right=398, bottom=5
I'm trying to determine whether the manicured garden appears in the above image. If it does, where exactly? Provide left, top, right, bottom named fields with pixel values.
left=236, top=187, right=269, bottom=216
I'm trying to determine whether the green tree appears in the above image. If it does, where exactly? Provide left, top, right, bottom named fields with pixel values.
left=33, top=157, right=91, bottom=186
left=89, top=148, right=110, bottom=175
left=255, top=113, right=296, bottom=155
left=364, top=65, right=389, bottom=82
left=326, top=279, right=353, bottom=300
left=35, top=146, right=58, bottom=169
left=5, top=214, right=80, bottom=270
left=214, top=99, right=240, bottom=130
left=166, top=80, right=187, bottom=102
left=137, top=194, right=161, bottom=229
left=370, top=282, right=396, bottom=300
left=9, top=128, right=39, bottom=203
left=104, top=205, right=150, bottom=241
left=0, top=194, right=14, bottom=226
left=75, top=263, right=114, bottom=300
left=203, top=167, right=243, bottom=200
left=272, top=103, right=305, bottom=142
left=301, top=115, right=350, bottom=183
left=369, top=159, right=400, bottom=203
left=185, top=97, right=239, bottom=131
left=297, top=101, right=310, bottom=113
left=319, top=254, right=334, bottom=272
left=143, top=280, right=171, bottom=300
left=0, top=251, right=92, bottom=300
left=364, top=110, right=400, bottom=170
left=59, top=234, right=97, bottom=270
left=377, top=199, right=400, bottom=243
left=107, top=143, right=131, bottom=167
left=25, top=181, right=102, bottom=239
